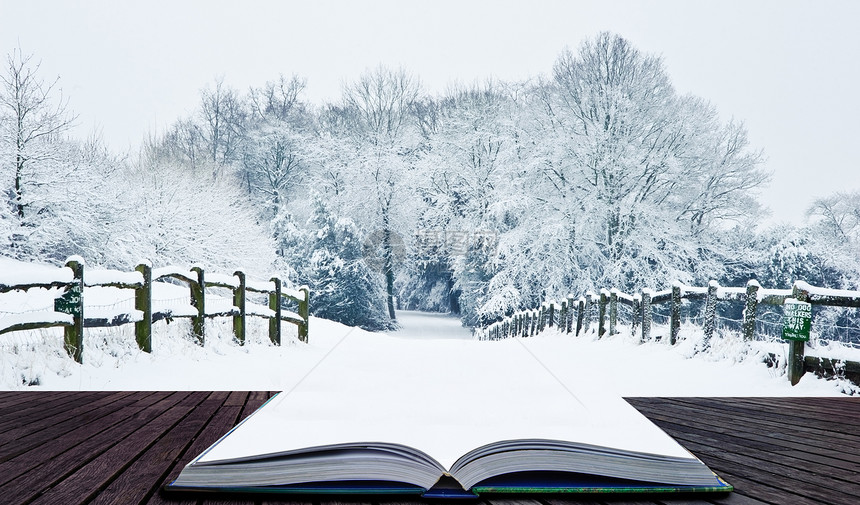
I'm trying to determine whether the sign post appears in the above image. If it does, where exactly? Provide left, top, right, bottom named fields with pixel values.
left=783, top=298, right=811, bottom=385
left=57, top=258, right=84, bottom=363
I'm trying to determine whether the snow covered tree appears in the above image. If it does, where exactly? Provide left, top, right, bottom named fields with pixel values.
left=0, top=48, right=76, bottom=255
left=807, top=191, right=860, bottom=248
left=199, top=77, right=246, bottom=170
left=241, top=75, right=312, bottom=216
left=507, top=33, right=767, bottom=294
left=409, top=82, right=523, bottom=319
left=112, top=158, right=276, bottom=275
left=275, top=198, right=394, bottom=330
left=322, top=65, right=422, bottom=320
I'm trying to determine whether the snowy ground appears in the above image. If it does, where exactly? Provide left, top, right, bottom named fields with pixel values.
left=0, top=308, right=856, bottom=395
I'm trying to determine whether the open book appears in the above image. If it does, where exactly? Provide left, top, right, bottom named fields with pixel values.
left=166, top=330, right=731, bottom=497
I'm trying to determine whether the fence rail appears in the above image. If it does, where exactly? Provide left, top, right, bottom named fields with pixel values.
left=0, top=256, right=309, bottom=363
left=479, top=279, right=860, bottom=386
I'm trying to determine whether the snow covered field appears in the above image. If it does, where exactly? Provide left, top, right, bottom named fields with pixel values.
left=0, top=308, right=856, bottom=395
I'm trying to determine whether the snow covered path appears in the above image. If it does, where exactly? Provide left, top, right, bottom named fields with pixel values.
left=2, top=310, right=855, bottom=395
left=385, top=310, right=473, bottom=340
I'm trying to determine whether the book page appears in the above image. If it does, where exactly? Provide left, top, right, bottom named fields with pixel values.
left=197, top=329, right=695, bottom=470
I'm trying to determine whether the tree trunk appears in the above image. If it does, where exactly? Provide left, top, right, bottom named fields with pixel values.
left=15, top=153, right=24, bottom=219
left=383, top=227, right=396, bottom=320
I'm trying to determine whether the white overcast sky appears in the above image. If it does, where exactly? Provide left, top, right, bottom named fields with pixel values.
left=2, top=0, right=859, bottom=225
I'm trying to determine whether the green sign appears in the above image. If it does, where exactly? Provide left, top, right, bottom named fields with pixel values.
left=54, top=284, right=82, bottom=317
left=782, top=299, right=811, bottom=341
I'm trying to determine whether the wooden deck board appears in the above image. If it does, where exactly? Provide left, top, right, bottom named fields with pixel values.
left=0, top=391, right=138, bottom=463
left=0, top=391, right=151, bottom=487
left=0, top=393, right=856, bottom=505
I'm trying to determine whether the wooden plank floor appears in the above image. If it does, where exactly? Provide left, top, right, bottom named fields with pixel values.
left=0, top=393, right=857, bottom=505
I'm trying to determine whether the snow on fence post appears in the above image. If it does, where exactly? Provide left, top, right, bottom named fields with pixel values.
left=233, top=270, right=246, bottom=345
left=597, top=290, right=608, bottom=337
left=190, top=266, right=205, bottom=345
left=548, top=302, right=555, bottom=328
left=63, top=258, right=84, bottom=364
left=640, top=289, right=652, bottom=343
left=135, top=262, right=152, bottom=353
left=522, top=312, right=529, bottom=337
left=575, top=298, right=585, bottom=336
left=268, top=277, right=282, bottom=345
left=609, top=290, right=618, bottom=336
left=530, top=309, right=537, bottom=336
left=631, top=294, right=641, bottom=337
left=702, top=280, right=719, bottom=349
left=742, top=280, right=760, bottom=341
left=566, top=295, right=575, bottom=333
left=298, top=285, right=310, bottom=343
left=670, top=284, right=681, bottom=345
left=788, top=282, right=811, bottom=386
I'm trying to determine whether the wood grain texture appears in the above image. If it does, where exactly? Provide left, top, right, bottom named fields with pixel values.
left=0, top=393, right=857, bottom=505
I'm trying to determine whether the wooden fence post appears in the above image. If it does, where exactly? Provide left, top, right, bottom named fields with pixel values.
left=566, top=295, right=575, bottom=333
left=269, top=277, right=282, bottom=345
left=63, top=258, right=84, bottom=364
left=298, top=285, right=309, bottom=343
left=632, top=294, right=641, bottom=337
left=609, top=289, right=618, bottom=336
left=742, top=280, right=760, bottom=341
left=670, top=284, right=681, bottom=345
left=548, top=302, right=555, bottom=328
left=576, top=298, right=585, bottom=336
left=190, top=265, right=205, bottom=345
left=702, top=280, right=719, bottom=349
left=530, top=309, right=537, bottom=336
left=233, top=270, right=246, bottom=345
left=789, top=282, right=810, bottom=386
left=598, top=290, right=608, bottom=337
left=583, top=294, right=593, bottom=335
left=559, top=301, right=567, bottom=331
left=641, top=289, right=652, bottom=343
left=135, top=262, right=152, bottom=353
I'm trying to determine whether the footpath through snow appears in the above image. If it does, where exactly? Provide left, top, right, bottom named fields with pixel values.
left=0, top=309, right=854, bottom=394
